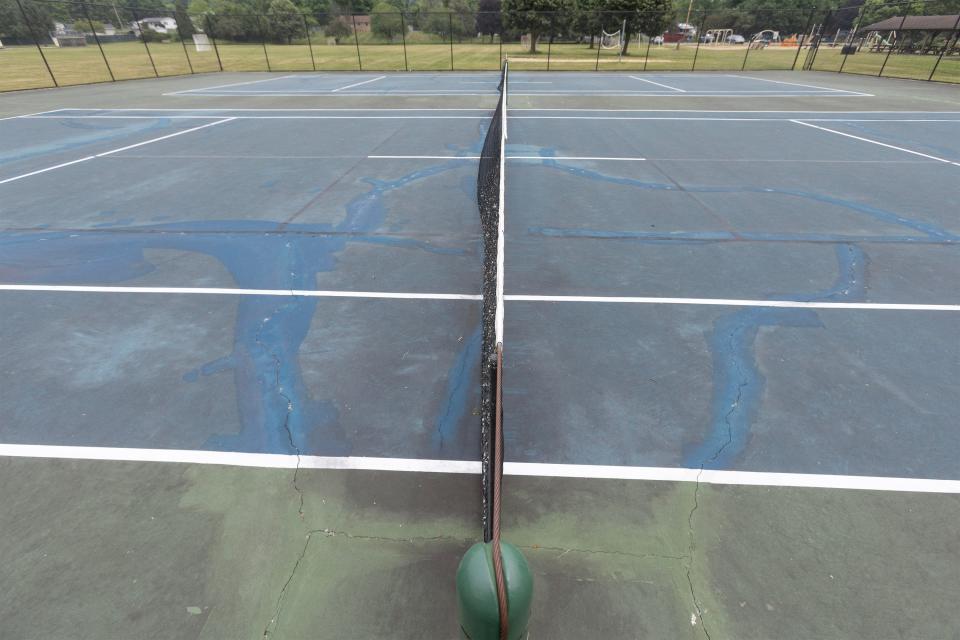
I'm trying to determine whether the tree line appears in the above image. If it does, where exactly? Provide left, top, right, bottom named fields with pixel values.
left=5, top=0, right=956, bottom=50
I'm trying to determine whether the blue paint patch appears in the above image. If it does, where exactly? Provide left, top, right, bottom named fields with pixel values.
left=531, top=162, right=957, bottom=241
left=0, top=150, right=479, bottom=456
left=433, top=326, right=481, bottom=455
left=684, top=244, right=869, bottom=469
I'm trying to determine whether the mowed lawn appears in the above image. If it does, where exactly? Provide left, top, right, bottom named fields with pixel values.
left=2, top=39, right=957, bottom=92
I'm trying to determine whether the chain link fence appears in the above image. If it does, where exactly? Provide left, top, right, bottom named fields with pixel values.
left=2, top=0, right=958, bottom=91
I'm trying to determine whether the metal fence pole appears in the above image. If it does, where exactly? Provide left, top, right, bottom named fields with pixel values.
left=839, top=4, right=865, bottom=73
left=449, top=13, right=455, bottom=70
left=82, top=1, right=115, bottom=81
left=792, top=8, right=816, bottom=71
left=804, top=10, right=831, bottom=70
left=643, top=21, right=653, bottom=71
left=498, top=16, right=502, bottom=67
left=928, top=13, right=960, bottom=80
left=257, top=14, right=272, bottom=71
left=351, top=14, right=362, bottom=70
left=303, top=13, right=316, bottom=70
left=546, top=13, right=555, bottom=70
left=13, top=0, right=58, bottom=87
left=176, top=11, right=196, bottom=74
left=690, top=12, right=706, bottom=70
left=741, top=33, right=752, bottom=70
left=878, top=13, right=908, bottom=77
left=594, top=19, right=602, bottom=70
left=400, top=12, right=409, bottom=71
left=130, top=7, right=160, bottom=78
left=205, top=14, right=224, bottom=71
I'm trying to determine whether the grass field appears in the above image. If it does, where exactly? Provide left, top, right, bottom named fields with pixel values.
left=1, top=39, right=957, bottom=92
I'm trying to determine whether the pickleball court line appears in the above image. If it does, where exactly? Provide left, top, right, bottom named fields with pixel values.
left=1, top=285, right=958, bottom=311
left=2, top=444, right=959, bottom=493
left=0, top=118, right=237, bottom=185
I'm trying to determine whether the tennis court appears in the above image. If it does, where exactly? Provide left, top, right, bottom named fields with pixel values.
left=1, top=70, right=959, bottom=639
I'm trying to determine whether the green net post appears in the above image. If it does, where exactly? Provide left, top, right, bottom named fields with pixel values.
left=456, top=541, right=533, bottom=640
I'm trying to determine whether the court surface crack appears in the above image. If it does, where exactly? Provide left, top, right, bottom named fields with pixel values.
left=275, top=353, right=304, bottom=519
left=262, top=534, right=312, bottom=639
left=687, top=356, right=746, bottom=639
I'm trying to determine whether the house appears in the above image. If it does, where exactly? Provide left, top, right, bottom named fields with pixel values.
left=336, top=15, right=370, bottom=34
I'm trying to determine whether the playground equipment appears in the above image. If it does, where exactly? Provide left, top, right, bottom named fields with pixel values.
left=749, top=29, right=780, bottom=48
left=704, top=28, right=733, bottom=45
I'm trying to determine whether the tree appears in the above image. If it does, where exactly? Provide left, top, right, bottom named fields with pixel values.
left=174, top=0, right=196, bottom=39
left=601, top=0, right=672, bottom=54
left=267, top=0, right=303, bottom=42
left=502, top=0, right=572, bottom=52
left=325, top=16, right=352, bottom=41
left=476, top=0, right=501, bottom=41
left=0, top=0, right=54, bottom=41
left=371, top=1, right=402, bottom=39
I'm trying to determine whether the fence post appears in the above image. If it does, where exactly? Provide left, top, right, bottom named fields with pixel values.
left=546, top=13, right=555, bottom=70
left=792, top=8, right=816, bottom=71
left=82, top=1, right=115, bottom=81
left=690, top=12, right=706, bottom=70
left=205, top=14, right=224, bottom=71
left=741, top=37, right=752, bottom=70
left=878, top=13, right=908, bottom=77
left=498, top=15, right=502, bottom=68
left=257, top=14, right=272, bottom=71
left=448, top=12, right=455, bottom=70
left=594, top=23, right=602, bottom=70
left=399, top=12, right=409, bottom=71
left=303, top=13, right=316, bottom=70
left=804, top=10, right=831, bottom=70
left=130, top=7, right=160, bottom=78
left=839, top=4, right=865, bottom=74
left=13, top=0, right=58, bottom=87
left=928, top=14, right=960, bottom=80
left=643, top=19, right=653, bottom=71
left=351, top=14, right=362, bottom=70
left=176, top=11, right=196, bottom=73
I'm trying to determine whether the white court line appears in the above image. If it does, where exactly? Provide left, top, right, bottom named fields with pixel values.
left=0, top=284, right=480, bottom=300
left=727, top=74, right=869, bottom=95
left=505, top=294, right=960, bottom=311
left=1, top=285, right=957, bottom=310
left=791, top=120, right=960, bottom=166
left=331, top=76, right=387, bottom=92
left=44, top=108, right=493, bottom=112
left=629, top=75, right=685, bottom=92
left=0, top=109, right=69, bottom=121
left=2, top=444, right=959, bottom=494
left=366, top=155, right=646, bottom=161
left=172, top=74, right=297, bottom=94
left=22, top=115, right=960, bottom=123
left=509, top=108, right=960, bottom=113
left=163, top=91, right=871, bottom=98
left=368, top=155, right=481, bottom=159
left=507, top=156, right=647, bottom=161
left=0, top=118, right=236, bottom=186
left=22, top=115, right=490, bottom=120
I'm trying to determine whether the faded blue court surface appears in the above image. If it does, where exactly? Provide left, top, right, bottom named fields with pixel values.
left=167, top=71, right=871, bottom=96
left=2, top=72, right=960, bottom=639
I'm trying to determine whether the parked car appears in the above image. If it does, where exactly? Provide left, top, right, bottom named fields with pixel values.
left=726, top=34, right=746, bottom=44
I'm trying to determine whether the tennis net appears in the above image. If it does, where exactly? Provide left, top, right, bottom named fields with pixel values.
left=477, top=61, right=508, bottom=545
